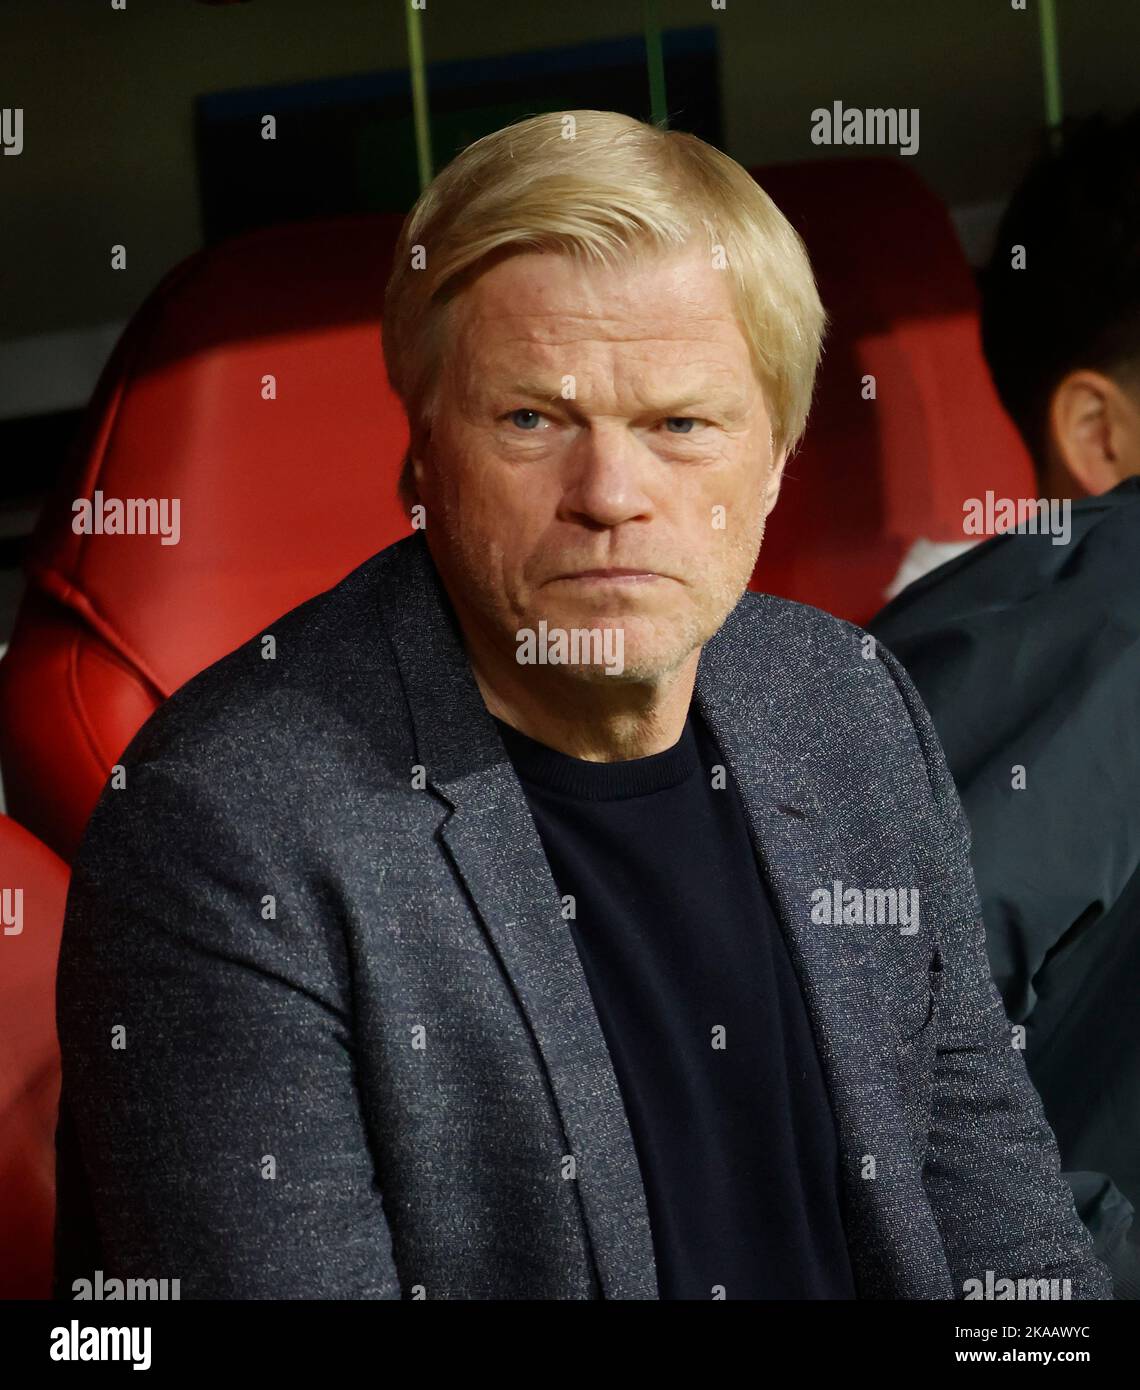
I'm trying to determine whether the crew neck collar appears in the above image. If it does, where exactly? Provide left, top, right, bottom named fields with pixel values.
left=492, top=708, right=702, bottom=801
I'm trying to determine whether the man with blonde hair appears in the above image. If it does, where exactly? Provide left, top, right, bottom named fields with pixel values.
left=55, top=110, right=1112, bottom=1300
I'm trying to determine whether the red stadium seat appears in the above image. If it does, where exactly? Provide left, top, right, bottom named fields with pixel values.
left=0, top=814, right=69, bottom=1299
left=0, top=214, right=413, bottom=862
left=750, top=157, right=1035, bottom=622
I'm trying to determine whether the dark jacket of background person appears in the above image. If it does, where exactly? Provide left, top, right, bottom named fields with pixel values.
left=53, top=531, right=1111, bottom=1299
left=870, top=476, right=1140, bottom=1297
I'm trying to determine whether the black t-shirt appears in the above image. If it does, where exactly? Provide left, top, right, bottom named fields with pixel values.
left=493, top=703, right=856, bottom=1300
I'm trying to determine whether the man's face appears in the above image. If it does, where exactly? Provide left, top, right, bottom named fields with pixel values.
left=416, top=242, right=786, bottom=687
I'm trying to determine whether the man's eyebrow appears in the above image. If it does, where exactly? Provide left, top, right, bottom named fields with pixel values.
left=490, top=380, right=746, bottom=413
left=497, top=380, right=569, bottom=404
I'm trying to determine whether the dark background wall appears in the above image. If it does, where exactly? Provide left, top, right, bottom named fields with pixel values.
left=2, top=0, right=1137, bottom=340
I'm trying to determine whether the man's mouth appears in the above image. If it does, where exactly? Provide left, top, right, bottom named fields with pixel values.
left=551, top=568, right=663, bottom=584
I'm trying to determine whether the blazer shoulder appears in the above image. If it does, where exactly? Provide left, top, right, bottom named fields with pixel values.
left=739, top=588, right=882, bottom=666
left=735, top=589, right=963, bottom=826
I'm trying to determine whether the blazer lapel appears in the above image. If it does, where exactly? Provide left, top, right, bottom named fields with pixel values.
left=375, top=533, right=658, bottom=1299
left=694, top=596, right=952, bottom=1297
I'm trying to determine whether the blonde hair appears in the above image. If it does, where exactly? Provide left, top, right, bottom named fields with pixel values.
left=382, top=109, right=825, bottom=514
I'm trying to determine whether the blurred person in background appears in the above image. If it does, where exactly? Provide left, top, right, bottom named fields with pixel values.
left=870, top=109, right=1140, bottom=1296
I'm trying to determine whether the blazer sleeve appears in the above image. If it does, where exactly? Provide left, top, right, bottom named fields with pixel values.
left=54, top=755, right=403, bottom=1299
left=873, top=640, right=1115, bottom=1300
left=1066, top=1170, right=1140, bottom=1300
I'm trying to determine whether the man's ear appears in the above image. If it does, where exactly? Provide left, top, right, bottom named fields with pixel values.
left=1047, top=370, right=1140, bottom=496
left=763, top=447, right=789, bottom=517
left=410, top=421, right=433, bottom=490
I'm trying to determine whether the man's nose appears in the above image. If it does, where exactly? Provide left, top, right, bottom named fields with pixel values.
left=559, top=425, right=654, bottom=527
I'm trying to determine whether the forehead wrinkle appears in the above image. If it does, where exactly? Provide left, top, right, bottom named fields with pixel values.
left=473, top=333, right=746, bottom=373
left=468, top=312, right=736, bottom=341
left=480, top=337, right=739, bottom=372
left=469, top=367, right=753, bottom=420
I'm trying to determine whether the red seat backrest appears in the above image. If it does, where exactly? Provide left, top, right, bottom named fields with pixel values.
left=0, top=814, right=69, bottom=1298
left=749, top=157, right=1035, bottom=621
left=0, top=214, right=413, bottom=861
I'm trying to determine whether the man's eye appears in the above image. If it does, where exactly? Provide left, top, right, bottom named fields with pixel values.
left=506, top=409, right=544, bottom=430
left=663, top=417, right=699, bottom=434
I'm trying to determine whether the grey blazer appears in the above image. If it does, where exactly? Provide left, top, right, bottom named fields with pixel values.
left=53, top=530, right=1114, bottom=1300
